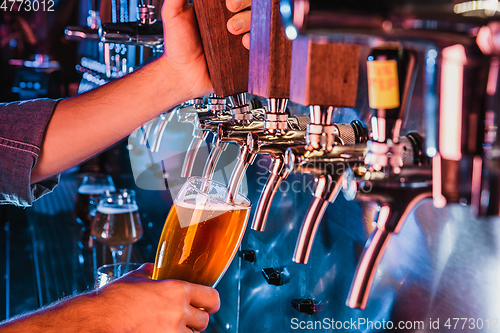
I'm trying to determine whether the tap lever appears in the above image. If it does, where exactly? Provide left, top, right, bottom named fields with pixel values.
left=193, top=0, right=249, bottom=97
left=290, top=38, right=360, bottom=152
left=248, top=0, right=293, bottom=133
left=248, top=0, right=292, bottom=99
left=290, top=38, right=360, bottom=108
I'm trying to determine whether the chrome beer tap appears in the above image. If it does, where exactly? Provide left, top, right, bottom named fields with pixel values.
left=364, top=44, right=418, bottom=175
left=285, top=121, right=369, bottom=264
left=177, top=97, right=212, bottom=178
left=344, top=133, right=431, bottom=309
left=342, top=45, right=430, bottom=310
left=245, top=0, right=312, bottom=228
left=281, top=36, right=363, bottom=261
left=248, top=116, right=310, bottom=232
left=192, top=0, right=261, bottom=201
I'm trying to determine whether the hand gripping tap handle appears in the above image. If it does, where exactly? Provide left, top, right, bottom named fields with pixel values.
left=193, top=0, right=249, bottom=98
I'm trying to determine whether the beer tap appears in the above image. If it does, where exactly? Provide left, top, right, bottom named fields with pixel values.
left=178, top=97, right=211, bottom=178
left=232, top=0, right=304, bottom=227
left=248, top=117, right=310, bottom=232
left=344, top=138, right=431, bottom=310
left=344, top=45, right=431, bottom=310
left=99, top=0, right=163, bottom=48
left=289, top=37, right=361, bottom=154
left=280, top=37, right=362, bottom=263
left=193, top=0, right=251, bottom=125
left=364, top=44, right=418, bottom=175
left=286, top=122, right=369, bottom=264
left=193, top=0, right=261, bottom=201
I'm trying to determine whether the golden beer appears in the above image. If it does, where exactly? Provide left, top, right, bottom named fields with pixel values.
left=152, top=177, right=251, bottom=287
left=92, top=204, right=143, bottom=248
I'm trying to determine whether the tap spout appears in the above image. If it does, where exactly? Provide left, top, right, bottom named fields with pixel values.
left=346, top=167, right=432, bottom=309
left=150, top=111, right=176, bottom=153
left=201, top=140, right=229, bottom=180
left=180, top=128, right=209, bottom=178
left=225, top=145, right=257, bottom=203
left=251, top=157, right=289, bottom=231
left=293, top=173, right=343, bottom=264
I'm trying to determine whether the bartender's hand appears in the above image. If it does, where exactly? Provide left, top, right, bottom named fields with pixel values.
left=0, top=264, right=219, bottom=333
left=226, top=0, right=252, bottom=49
left=100, top=263, right=220, bottom=332
left=161, top=0, right=252, bottom=98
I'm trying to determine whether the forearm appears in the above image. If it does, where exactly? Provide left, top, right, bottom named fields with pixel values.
left=0, top=291, right=108, bottom=332
left=31, top=56, right=211, bottom=183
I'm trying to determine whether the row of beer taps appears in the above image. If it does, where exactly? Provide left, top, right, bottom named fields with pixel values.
left=66, top=0, right=500, bottom=313
left=128, top=0, right=433, bottom=311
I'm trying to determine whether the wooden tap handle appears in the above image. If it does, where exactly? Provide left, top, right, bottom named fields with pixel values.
left=290, top=36, right=360, bottom=107
left=193, top=0, right=249, bottom=97
left=248, top=0, right=292, bottom=98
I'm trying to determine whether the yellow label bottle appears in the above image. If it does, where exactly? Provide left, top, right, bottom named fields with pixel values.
left=366, top=60, right=400, bottom=109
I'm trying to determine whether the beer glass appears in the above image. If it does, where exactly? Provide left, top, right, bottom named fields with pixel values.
left=91, top=189, right=144, bottom=264
left=95, top=262, right=143, bottom=289
left=152, top=177, right=251, bottom=287
left=74, top=174, right=116, bottom=249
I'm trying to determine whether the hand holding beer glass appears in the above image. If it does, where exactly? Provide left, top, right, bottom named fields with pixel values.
left=152, top=177, right=251, bottom=287
left=91, top=189, right=144, bottom=264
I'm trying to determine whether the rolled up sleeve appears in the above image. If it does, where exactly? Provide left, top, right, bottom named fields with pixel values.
left=0, top=98, right=61, bottom=207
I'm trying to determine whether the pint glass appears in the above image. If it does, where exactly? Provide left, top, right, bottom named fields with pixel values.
left=152, top=177, right=251, bottom=287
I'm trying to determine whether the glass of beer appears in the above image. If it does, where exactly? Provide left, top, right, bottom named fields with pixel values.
left=73, top=174, right=116, bottom=249
left=95, top=262, right=143, bottom=289
left=91, top=189, right=144, bottom=264
left=152, top=177, right=251, bottom=287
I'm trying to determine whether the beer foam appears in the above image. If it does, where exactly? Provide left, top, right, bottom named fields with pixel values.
left=97, top=204, right=139, bottom=214
left=78, top=184, right=116, bottom=195
left=175, top=198, right=242, bottom=211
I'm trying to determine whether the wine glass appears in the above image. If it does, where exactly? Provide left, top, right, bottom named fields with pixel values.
left=73, top=174, right=116, bottom=249
left=91, top=189, right=144, bottom=264
left=152, top=177, right=251, bottom=287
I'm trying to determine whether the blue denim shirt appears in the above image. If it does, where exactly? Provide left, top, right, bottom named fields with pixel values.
left=0, top=98, right=60, bottom=207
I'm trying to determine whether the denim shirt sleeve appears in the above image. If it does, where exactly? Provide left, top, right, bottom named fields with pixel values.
left=0, top=98, right=61, bottom=207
